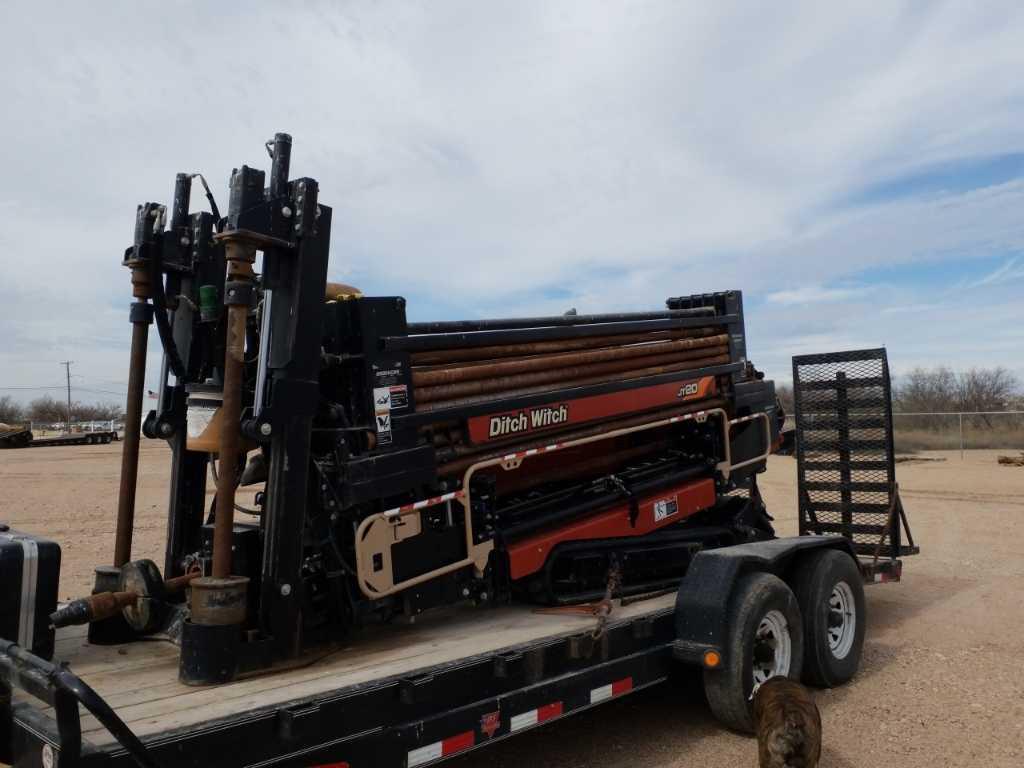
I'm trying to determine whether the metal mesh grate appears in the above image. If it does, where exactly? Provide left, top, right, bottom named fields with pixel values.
left=792, top=349, right=903, bottom=556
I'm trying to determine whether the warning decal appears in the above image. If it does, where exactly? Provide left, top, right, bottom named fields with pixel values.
left=653, top=496, right=680, bottom=522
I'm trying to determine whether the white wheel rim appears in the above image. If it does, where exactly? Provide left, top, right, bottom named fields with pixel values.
left=828, top=581, right=857, bottom=660
left=752, top=609, right=792, bottom=686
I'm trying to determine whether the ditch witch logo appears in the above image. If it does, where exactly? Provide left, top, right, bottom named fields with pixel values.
left=489, top=403, right=569, bottom=438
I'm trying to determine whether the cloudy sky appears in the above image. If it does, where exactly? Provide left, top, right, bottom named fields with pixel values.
left=2, top=1, right=1023, bottom=407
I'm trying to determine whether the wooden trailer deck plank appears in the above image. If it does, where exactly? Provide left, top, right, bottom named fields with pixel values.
left=42, top=594, right=675, bottom=747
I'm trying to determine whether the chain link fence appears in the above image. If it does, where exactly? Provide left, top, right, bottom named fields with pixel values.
left=893, top=411, right=1024, bottom=456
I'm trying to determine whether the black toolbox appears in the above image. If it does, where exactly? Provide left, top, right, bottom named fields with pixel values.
left=0, top=525, right=61, bottom=659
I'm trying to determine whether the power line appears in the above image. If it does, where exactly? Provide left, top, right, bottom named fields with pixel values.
left=0, top=385, right=68, bottom=390
left=0, top=385, right=127, bottom=398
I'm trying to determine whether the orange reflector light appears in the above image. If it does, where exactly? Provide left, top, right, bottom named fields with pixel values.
left=703, top=650, right=721, bottom=668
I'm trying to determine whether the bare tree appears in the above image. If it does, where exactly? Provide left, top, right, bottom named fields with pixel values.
left=958, top=367, right=1019, bottom=412
left=25, top=395, right=123, bottom=425
left=0, top=395, right=25, bottom=424
left=75, top=402, right=123, bottom=421
left=775, top=383, right=794, bottom=418
left=893, top=367, right=959, bottom=413
left=27, top=395, right=67, bottom=424
left=894, top=366, right=1019, bottom=413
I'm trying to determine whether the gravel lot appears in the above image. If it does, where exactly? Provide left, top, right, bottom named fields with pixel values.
left=2, top=443, right=1023, bottom=766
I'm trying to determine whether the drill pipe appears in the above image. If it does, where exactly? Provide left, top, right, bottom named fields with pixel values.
left=412, top=333, right=729, bottom=387
left=114, top=264, right=153, bottom=567
left=406, top=307, right=714, bottom=335
left=415, top=345, right=729, bottom=404
left=409, top=326, right=719, bottom=366
left=212, top=248, right=254, bottom=579
left=435, top=396, right=727, bottom=477
left=418, top=352, right=730, bottom=412
left=49, top=591, right=139, bottom=629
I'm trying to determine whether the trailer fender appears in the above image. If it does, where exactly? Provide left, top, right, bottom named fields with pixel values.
left=671, top=535, right=854, bottom=666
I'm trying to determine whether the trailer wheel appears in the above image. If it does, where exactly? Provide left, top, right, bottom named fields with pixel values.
left=792, top=549, right=865, bottom=687
left=703, top=572, right=804, bottom=733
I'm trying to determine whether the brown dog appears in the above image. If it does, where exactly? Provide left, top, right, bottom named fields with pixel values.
left=752, top=677, right=821, bottom=768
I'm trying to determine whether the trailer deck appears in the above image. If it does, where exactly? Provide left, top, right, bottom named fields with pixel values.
left=22, top=592, right=676, bottom=752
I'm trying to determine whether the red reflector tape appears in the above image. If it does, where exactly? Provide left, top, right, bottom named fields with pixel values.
left=510, top=701, right=564, bottom=732
left=407, top=731, right=475, bottom=767
left=443, top=731, right=475, bottom=755
left=590, top=676, right=633, bottom=704
left=612, top=677, right=633, bottom=696
left=538, top=701, right=563, bottom=722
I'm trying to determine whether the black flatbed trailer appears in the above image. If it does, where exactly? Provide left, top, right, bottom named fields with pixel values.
left=1, top=535, right=906, bottom=768
left=1, top=347, right=917, bottom=768
left=0, top=431, right=119, bottom=449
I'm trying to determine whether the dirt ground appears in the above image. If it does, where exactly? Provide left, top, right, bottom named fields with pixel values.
left=2, top=443, right=1023, bottom=767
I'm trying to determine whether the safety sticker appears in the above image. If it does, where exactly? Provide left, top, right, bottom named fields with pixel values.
left=375, top=412, right=393, bottom=445
left=653, top=496, right=679, bottom=523
left=373, top=386, right=392, bottom=411
left=388, top=383, right=409, bottom=410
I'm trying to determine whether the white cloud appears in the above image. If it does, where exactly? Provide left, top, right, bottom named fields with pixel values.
left=1, top=1, right=1024, bottom=402
left=766, top=286, right=864, bottom=306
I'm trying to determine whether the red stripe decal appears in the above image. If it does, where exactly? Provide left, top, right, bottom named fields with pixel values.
left=467, top=376, right=717, bottom=443
left=537, top=702, right=564, bottom=723
left=611, top=677, right=633, bottom=696
left=442, top=731, right=475, bottom=756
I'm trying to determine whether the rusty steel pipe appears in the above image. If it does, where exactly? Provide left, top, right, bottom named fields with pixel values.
left=407, top=325, right=720, bottom=374
left=212, top=247, right=255, bottom=579
left=436, top=397, right=727, bottom=476
left=212, top=303, right=247, bottom=577
left=409, top=326, right=719, bottom=366
left=412, top=333, right=729, bottom=387
left=415, top=344, right=729, bottom=404
left=164, top=570, right=201, bottom=593
left=49, top=591, right=140, bottom=629
left=114, top=299, right=151, bottom=573
left=419, top=352, right=731, bottom=412
left=407, top=308, right=714, bottom=335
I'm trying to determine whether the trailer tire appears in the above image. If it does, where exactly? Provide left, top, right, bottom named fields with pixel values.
left=703, top=572, right=804, bottom=733
left=792, top=549, right=865, bottom=687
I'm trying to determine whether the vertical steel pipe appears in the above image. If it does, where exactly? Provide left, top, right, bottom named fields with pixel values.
left=211, top=244, right=255, bottom=578
left=268, top=133, right=292, bottom=198
left=114, top=318, right=149, bottom=566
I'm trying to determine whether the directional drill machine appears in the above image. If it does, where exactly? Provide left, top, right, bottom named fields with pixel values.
left=50, top=135, right=781, bottom=683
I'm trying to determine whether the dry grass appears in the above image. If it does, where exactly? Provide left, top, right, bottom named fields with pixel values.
left=895, top=426, right=1024, bottom=452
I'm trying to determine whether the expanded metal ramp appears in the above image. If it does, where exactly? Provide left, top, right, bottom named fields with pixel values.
left=792, top=348, right=917, bottom=559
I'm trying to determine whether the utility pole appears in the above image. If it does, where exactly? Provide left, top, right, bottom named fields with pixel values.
left=60, top=360, right=73, bottom=434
